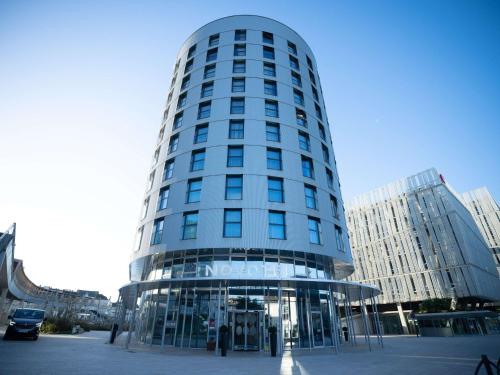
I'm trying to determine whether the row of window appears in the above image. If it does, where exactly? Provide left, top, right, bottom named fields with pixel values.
left=177, top=29, right=314, bottom=73
left=163, top=120, right=330, bottom=163
left=171, top=61, right=319, bottom=110
left=147, top=174, right=340, bottom=217
left=152, top=146, right=335, bottom=190
left=149, top=208, right=343, bottom=246
left=170, top=96, right=323, bottom=133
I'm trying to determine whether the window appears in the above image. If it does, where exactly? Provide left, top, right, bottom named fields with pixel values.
left=158, top=187, right=169, bottom=211
left=190, top=149, right=205, bottom=171
left=325, top=168, right=334, bottom=189
left=262, top=31, right=274, bottom=44
left=264, top=80, right=277, bottom=96
left=147, top=171, right=155, bottom=191
left=229, top=119, right=244, bottom=139
left=198, top=101, right=211, bottom=119
left=307, top=55, right=313, bottom=70
left=173, top=111, right=184, bottom=129
left=304, top=184, right=318, bottom=209
left=223, top=209, right=242, bottom=237
left=318, top=122, right=326, bottom=140
left=263, top=46, right=275, bottom=59
left=184, top=58, right=194, bottom=74
left=312, top=86, right=319, bottom=102
left=301, top=156, right=314, bottom=178
left=335, top=225, right=345, bottom=252
left=141, top=197, right=149, bottom=219
left=291, top=71, right=302, bottom=87
left=158, top=126, right=165, bottom=143
left=186, top=178, right=202, bottom=203
left=293, top=89, right=305, bottom=106
left=268, top=177, right=284, bottom=202
left=206, top=48, right=218, bottom=62
left=168, top=134, right=179, bottom=154
left=265, top=100, right=279, bottom=117
left=177, top=92, right=187, bottom=109
left=330, top=195, right=339, bottom=218
left=309, top=70, right=316, bottom=85
left=263, top=62, right=276, bottom=77
left=163, top=159, right=174, bottom=180
left=269, top=211, right=286, bottom=239
left=225, top=175, right=243, bottom=200
left=187, top=44, right=196, bottom=59
left=194, top=123, right=208, bottom=144
left=296, top=108, right=307, bottom=127
left=151, top=218, right=164, bottom=245
left=234, top=44, right=246, bottom=57
left=315, top=103, right=322, bottom=120
left=208, top=33, right=219, bottom=47
left=181, top=74, right=190, bottom=90
left=289, top=55, right=299, bottom=70
left=267, top=148, right=282, bottom=170
left=266, top=122, right=280, bottom=142
left=233, top=59, right=246, bottom=73
left=204, top=64, right=216, bottom=79
left=232, top=77, right=245, bottom=93
left=322, top=144, right=330, bottom=164
left=227, top=145, right=243, bottom=167
left=298, top=131, right=310, bottom=151
left=230, top=97, right=245, bottom=114
left=308, top=217, right=321, bottom=244
left=182, top=212, right=198, bottom=239
left=235, top=29, right=246, bottom=41
left=201, top=81, right=214, bottom=98
left=152, top=147, right=160, bottom=165
left=287, top=41, right=297, bottom=55
left=135, top=226, right=144, bottom=251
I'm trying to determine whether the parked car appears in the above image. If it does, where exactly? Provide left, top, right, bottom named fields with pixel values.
left=3, top=308, right=46, bottom=340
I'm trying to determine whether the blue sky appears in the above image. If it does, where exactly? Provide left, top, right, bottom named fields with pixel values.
left=1, top=0, right=499, bottom=298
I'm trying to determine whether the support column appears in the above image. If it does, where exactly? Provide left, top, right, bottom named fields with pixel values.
left=359, top=287, right=371, bottom=351
left=160, top=284, right=171, bottom=348
left=397, top=302, right=409, bottom=334
left=373, top=296, right=384, bottom=348
left=328, top=286, right=340, bottom=353
left=126, top=286, right=139, bottom=350
left=0, top=288, right=8, bottom=321
left=214, top=282, right=222, bottom=356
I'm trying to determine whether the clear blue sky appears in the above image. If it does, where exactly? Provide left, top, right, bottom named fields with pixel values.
left=1, top=0, right=499, bottom=299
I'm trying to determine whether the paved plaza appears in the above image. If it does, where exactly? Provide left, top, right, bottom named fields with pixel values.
left=0, top=330, right=499, bottom=374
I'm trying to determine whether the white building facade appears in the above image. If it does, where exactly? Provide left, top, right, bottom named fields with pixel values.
left=346, top=169, right=500, bottom=334
left=114, top=15, right=381, bottom=353
left=461, top=187, right=500, bottom=275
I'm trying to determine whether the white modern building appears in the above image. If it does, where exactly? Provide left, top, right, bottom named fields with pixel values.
left=114, top=15, right=381, bottom=353
left=346, top=169, right=500, bottom=334
left=461, top=187, right=500, bottom=275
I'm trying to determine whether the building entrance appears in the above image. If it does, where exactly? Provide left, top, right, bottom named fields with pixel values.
left=232, top=311, right=260, bottom=351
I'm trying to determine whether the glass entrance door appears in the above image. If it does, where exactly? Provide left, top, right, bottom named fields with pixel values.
left=232, top=311, right=259, bottom=351
left=311, top=311, right=324, bottom=347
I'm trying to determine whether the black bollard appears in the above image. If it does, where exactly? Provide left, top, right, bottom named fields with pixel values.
left=342, top=326, right=349, bottom=342
left=109, top=323, right=118, bottom=344
left=219, top=325, right=228, bottom=357
left=269, top=326, right=277, bottom=357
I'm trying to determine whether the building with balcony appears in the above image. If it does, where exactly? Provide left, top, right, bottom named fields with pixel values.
left=346, top=169, right=500, bottom=335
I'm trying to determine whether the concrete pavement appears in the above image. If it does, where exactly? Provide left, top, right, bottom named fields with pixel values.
left=0, top=330, right=499, bottom=374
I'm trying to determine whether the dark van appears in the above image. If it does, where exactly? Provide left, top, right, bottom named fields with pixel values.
left=3, top=308, right=46, bottom=340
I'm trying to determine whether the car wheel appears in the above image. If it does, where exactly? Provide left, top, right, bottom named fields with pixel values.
left=33, top=335, right=39, bottom=341
left=3, top=333, right=10, bottom=340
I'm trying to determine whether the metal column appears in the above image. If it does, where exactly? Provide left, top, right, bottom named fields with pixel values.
left=359, top=287, right=371, bottom=351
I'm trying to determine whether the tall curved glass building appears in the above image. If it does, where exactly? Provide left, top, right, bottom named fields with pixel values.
left=115, top=15, right=380, bottom=353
